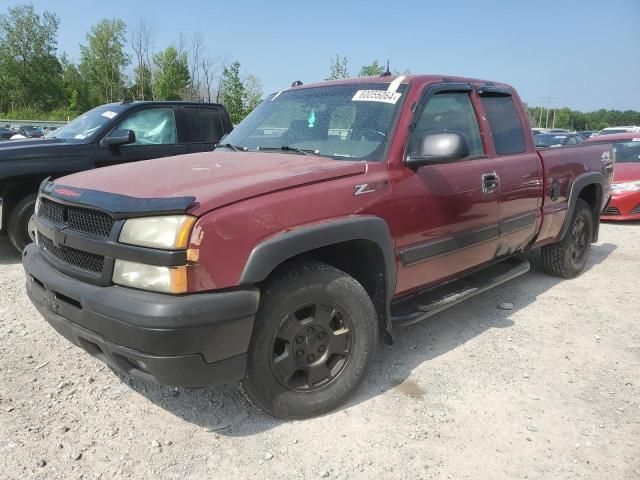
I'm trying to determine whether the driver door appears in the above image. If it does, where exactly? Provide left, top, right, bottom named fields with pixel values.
left=95, top=106, right=185, bottom=167
left=392, top=86, right=502, bottom=294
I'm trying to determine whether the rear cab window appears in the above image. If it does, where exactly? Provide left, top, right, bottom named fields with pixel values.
left=480, top=94, right=526, bottom=155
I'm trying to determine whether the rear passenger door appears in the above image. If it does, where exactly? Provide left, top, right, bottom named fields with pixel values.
left=477, top=90, right=543, bottom=255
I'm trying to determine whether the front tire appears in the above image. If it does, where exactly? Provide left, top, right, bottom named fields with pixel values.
left=8, top=193, right=37, bottom=252
left=242, top=262, right=378, bottom=419
left=541, top=199, right=594, bottom=278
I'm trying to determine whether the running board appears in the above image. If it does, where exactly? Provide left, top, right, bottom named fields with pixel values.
left=390, top=257, right=530, bottom=327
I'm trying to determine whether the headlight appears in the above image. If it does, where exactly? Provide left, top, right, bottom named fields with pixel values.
left=610, top=181, right=640, bottom=193
left=119, top=215, right=195, bottom=250
left=112, top=259, right=187, bottom=294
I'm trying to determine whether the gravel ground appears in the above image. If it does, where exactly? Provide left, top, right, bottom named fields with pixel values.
left=0, top=223, right=639, bottom=480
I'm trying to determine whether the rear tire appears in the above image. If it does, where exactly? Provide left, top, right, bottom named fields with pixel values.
left=8, top=193, right=37, bottom=253
left=242, top=262, right=378, bottom=419
left=541, top=199, right=593, bottom=278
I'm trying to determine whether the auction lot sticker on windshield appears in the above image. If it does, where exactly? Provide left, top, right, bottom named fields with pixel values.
left=101, top=110, right=118, bottom=119
left=352, top=89, right=401, bottom=104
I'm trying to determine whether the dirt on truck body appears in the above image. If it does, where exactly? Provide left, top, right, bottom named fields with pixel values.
left=22, top=74, right=615, bottom=419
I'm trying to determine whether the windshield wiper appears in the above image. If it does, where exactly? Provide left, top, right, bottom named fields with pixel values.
left=215, top=143, right=246, bottom=151
left=258, top=145, right=318, bottom=156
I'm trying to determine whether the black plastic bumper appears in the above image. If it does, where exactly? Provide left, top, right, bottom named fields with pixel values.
left=22, top=244, right=259, bottom=387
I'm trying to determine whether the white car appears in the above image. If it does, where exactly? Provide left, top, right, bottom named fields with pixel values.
left=596, top=126, right=640, bottom=136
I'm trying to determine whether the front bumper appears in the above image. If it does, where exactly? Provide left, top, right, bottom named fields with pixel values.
left=601, top=191, right=640, bottom=221
left=23, top=244, right=259, bottom=387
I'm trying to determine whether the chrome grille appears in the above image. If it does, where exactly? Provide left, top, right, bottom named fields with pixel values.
left=40, top=198, right=114, bottom=237
left=40, top=235, right=105, bottom=274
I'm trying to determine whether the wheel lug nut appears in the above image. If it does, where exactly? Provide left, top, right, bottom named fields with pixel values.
left=296, top=336, right=304, bottom=344
left=307, top=354, right=315, bottom=362
left=317, top=332, right=325, bottom=339
left=296, top=350, right=304, bottom=357
left=318, top=345, right=326, bottom=353
left=306, top=327, right=314, bottom=334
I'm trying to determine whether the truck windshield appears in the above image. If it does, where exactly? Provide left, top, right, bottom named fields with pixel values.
left=535, top=134, right=569, bottom=148
left=47, top=105, right=124, bottom=141
left=614, top=141, right=640, bottom=163
left=220, top=82, right=407, bottom=160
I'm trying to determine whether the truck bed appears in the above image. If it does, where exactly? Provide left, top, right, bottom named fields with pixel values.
left=535, top=142, right=615, bottom=245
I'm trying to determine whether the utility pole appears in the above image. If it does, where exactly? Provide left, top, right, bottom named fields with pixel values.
left=538, top=107, right=543, bottom=128
left=539, top=97, right=558, bottom=129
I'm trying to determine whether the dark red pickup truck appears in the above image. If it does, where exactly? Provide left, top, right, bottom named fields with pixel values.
left=23, top=74, right=615, bottom=419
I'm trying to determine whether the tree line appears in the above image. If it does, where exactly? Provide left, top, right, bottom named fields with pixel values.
left=0, top=4, right=263, bottom=122
left=1, top=5, right=637, bottom=129
left=526, top=106, right=640, bottom=131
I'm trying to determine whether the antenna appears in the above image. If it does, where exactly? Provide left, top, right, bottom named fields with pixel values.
left=381, top=60, right=392, bottom=77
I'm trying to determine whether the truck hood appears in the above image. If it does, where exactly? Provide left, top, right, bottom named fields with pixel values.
left=57, top=151, right=367, bottom=213
left=0, top=137, right=77, bottom=158
left=0, top=138, right=92, bottom=180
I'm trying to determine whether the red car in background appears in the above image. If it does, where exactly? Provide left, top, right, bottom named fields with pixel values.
left=587, top=132, right=640, bottom=220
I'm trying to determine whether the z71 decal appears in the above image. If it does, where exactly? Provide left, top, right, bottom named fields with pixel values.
left=353, top=183, right=377, bottom=196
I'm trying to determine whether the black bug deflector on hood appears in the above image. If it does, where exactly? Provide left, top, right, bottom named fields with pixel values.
left=40, top=181, right=196, bottom=219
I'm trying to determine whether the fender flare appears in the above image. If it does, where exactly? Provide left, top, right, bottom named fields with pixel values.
left=239, top=215, right=397, bottom=323
left=559, top=171, right=604, bottom=242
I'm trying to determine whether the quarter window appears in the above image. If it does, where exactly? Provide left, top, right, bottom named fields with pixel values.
left=480, top=95, right=526, bottom=155
left=410, top=92, right=484, bottom=158
left=116, top=108, right=177, bottom=145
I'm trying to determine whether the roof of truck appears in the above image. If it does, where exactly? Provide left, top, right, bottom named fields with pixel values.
left=101, top=100, right=226, bottom=109
left=283, top=74, right=513, bottom=92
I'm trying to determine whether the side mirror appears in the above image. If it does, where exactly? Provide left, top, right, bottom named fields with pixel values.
left=100, top=129, right=135, bottom=148
left=406, top=132, right=469, bottom=168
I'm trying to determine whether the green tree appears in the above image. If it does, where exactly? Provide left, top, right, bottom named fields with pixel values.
left=244, top=74, right=263, bottom=113
left=358, top=60, right=385, bottom=77
left=527, top=106, right=640, bottom=131
left=60, top=53, right=89, bottom=113
left=0, top=4, right=63, bottom=111
left=153, top=47, right=190, bottom=100
left=327, top=54, right=349, bottom=80
left=553, top=108, right=572, bottom=129
left=130, top=63, right=153, bottom=100
left=220, top=61, right=246, bottom=124
left=79, top=18, right=130, bottom=104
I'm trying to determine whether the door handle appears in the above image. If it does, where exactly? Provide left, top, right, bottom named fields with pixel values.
left=482, top=172, right=500, bottom=193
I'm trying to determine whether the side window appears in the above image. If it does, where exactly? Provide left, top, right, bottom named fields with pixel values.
left=410, top=92, right=484, bottom=158
left=480, top=95, right=526, bottom=155
left=201, top=108, right=224, bottom=142
left=116, top=108, right=177, bottom=146
left=183, top=107, right=202, bottom=143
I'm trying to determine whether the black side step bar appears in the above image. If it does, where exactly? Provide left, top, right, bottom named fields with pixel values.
left=390, top=257, right=530, bottom=327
